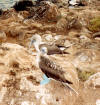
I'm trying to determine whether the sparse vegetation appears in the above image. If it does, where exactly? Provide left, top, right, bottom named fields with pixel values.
left=88, top=17, right=100, bottom=32
left=0, top=0, right=100, bottom=105
left=77, top=69, right=95, bottom=81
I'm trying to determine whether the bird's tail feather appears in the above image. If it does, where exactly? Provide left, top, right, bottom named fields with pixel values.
left=50, top=78, right=78, bottom=95
left=63, top=83, right=78, bottom=95
left=63, top=51, right=70, bottom=54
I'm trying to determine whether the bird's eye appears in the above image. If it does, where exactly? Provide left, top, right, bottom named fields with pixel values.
left=41, top=48, right=47, bottom=54
left=32, top=39, right=36, bottom=43
left=40, top=47, right=47, bottom=54
left=41, top=49, right=45, bottom=53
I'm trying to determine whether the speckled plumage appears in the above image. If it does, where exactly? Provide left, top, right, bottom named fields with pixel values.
left=38, top=54, right=72, bottom=84
left=39, top=43, right=69, bottom=55
left=36, top=46, right=78, bottom=94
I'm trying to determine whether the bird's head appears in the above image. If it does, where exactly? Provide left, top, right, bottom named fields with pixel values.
left=30, top=34, right=42, bottom=52
left=31, top=34, right=42, bottom=45
left=40, top=46, right=48, bottom=55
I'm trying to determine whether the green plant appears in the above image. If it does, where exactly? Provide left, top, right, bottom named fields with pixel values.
left=88, top=17, right=100, bottom=32
left=77, top=68, right=95, bottom=81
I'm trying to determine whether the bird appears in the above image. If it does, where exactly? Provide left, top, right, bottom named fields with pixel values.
left=68, top=0, right=78, bottom=7
left=68, top=0, right=85, bottom=7
left=29, top=34, right=69, bottom=55
left=36, top=46, right=78, bottom=94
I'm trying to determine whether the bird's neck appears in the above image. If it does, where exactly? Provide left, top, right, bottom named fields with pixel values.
left=36, top=52, right=49, bottom=68
left=34, top=42, right=40, bottom=52
left=34, top=41, right=45, bottom=52
left=36, top=52, right=41, bottom=68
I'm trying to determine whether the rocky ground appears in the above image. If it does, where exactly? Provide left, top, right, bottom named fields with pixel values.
left=0, top=0, right=100, bottom=105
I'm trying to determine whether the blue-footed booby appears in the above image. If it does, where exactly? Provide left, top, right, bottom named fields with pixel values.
left=29, top=34, right=69, bottom=55
left=36, top=46, right=78, bottom=94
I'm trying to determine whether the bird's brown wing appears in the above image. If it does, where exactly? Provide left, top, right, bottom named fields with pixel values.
left=39, top=44, right=66, bottom=55
left=39, top=55, right=72, bottom=84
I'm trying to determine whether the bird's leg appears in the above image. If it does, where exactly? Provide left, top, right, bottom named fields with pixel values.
left=40, top=74, right=50, bottom=85
left=61, top=50, right=65, bottom=57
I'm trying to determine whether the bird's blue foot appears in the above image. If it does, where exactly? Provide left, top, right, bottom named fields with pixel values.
left=40, top=75, right=50, bottom=85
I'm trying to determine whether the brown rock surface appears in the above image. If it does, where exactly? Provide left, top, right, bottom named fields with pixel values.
left=0, top=43, right=78, bottom=105
left=72, top=49, right=100, bottom=72
left=85, top=72, right=100, bottom=89
left=0, top=1, right=100, bottom=104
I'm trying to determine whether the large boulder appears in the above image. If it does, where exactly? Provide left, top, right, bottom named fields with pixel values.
left=28, top=1, right=61, bottom=22
left=0, top=31, right=7, bottom=42
left=0, top=43, right=79, bottom=105
left=72, top=49, right=100, bottom=72
left=84, top=72, right=100, bottom=89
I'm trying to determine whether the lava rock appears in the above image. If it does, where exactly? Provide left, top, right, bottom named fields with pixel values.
left=0, top=43, right=79, bottom=105
left=85, top=72, right=100, bottom=89
left=13, top=0, right=34, bottom=11
left=0, top=9, right=3, bottom=15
